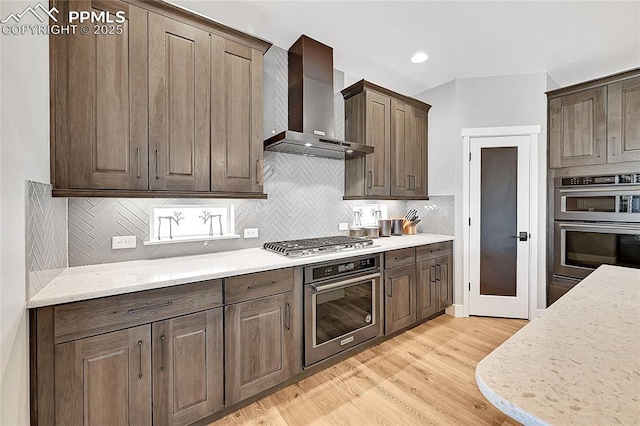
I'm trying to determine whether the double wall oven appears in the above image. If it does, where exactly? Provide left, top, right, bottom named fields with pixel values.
left=554, top=173, right=640, bottom=280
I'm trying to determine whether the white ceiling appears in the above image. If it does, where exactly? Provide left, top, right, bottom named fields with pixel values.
left=170, top=1, right=640, bottom=95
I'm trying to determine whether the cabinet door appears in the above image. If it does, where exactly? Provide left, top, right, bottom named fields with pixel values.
left=436, top=255, right=453, bottom=310
left=608, top=76, right=640, bottom=163
left=410, top=107, right=428, bottom=198
left=153, top=309, right=223, bottom=425
left=365, top=91, right=391, bottom=196
left=55, top=325, right=151, bottom=425
left=385, top=264, right=417, bottom=334
left=390, top=100, right=413, bottom=197
left=149, top=13, right=210, bottom=191
left=549, top=87, right=607, bottom=168
left=211, top=38, right=264, bottom=193
left=225, top=292, right=300, bottom=406
left=59, top=1, right=148, bottom=190
left=416, top=259, right=437, bottom=320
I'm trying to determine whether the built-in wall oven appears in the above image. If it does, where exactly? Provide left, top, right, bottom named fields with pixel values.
left=553, top=173, right=640, bottom=280
left=304, top=254, right=382, bottom=367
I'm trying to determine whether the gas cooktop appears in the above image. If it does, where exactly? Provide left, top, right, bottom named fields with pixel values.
left=263, top=236, right=374, bottom=257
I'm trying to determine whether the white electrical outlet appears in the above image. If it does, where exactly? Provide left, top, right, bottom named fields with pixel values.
left=338, top=222, right=349, bottom=231
left=244, top=228, right=259, bottom=239
left=112, top=235, right=136, bottom=249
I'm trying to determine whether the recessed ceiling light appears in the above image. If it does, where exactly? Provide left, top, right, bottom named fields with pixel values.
left=346, top=149, right=354, bottom=154
left=411, top=52, right=429, bottom=64
left=304, top=143, right=313, bottom=147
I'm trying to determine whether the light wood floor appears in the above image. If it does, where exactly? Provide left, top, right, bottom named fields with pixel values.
left=213, top=315, right=528, bottom=426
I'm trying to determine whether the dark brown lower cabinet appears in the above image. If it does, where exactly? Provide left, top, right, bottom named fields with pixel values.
left=153, top=309, right=224, bottom=426
left=436, top=255, right=453, bottom=310
left=54, top=325, right=152, bottom=425
left=385, top=264, right=417, bottom=334
left=225, top=292, right=301, bottom=406
left=417, top=259, right=438, bottom=320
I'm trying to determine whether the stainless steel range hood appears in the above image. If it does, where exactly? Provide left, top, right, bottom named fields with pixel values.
left=263, top=35, right=373, bottom=160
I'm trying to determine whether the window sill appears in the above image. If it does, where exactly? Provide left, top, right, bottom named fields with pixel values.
left=143, top=234, right=241, bottom=246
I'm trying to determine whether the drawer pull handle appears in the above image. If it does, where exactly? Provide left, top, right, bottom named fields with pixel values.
left=285, top=302, right=291, bottom=331
left=155, top=149, right=159, bottom=179
left=247, top=280, right=276, bottom=291
left=136, top=147, right=141, bottom=179
left=430, top=265, right=437, bottom=283
left=394, top=255, right=409, bottom=261
left=436, top=264, right=442, bottom=282
left=127, top=301, right=172, bottom=314
left=137, top=340, right=143, bottom=379
left=160, top=335, right=165, bottom=372
left=388, top=278, right=393, bottom=298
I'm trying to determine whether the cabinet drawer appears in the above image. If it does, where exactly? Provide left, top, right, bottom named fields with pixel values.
left=225, top=268, right=294, bottom=305
left=53, top=279, right=222, bottom=343
left=416, top=241, right=453, bottom=261
left=385, top=247, right=416, bottom=269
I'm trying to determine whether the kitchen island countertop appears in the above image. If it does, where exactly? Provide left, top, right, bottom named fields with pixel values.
left=28, top=233, right=453, bottom=308
left=476, top=264, right=640, bottom=425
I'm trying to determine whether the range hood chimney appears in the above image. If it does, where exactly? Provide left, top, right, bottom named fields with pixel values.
left=264, top=35, right=373, bottom=159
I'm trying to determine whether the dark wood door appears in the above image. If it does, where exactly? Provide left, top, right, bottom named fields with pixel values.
left=225, top=292, right=300, bottom=406
left=149, top=13, right=210, bottom=191
left=390, top=100, right=413, bottom=197
left=385, top=264, right=417, bottom=334
left=365, top=91, right=391, bottom=196
left=549, top=87, right=607, bottom=168
left=153, top=309, right=223, bottom=425
left=436, top=255, right=453, bottom=310
left=416, top=259, right=437, bottom=320
left=608, top=76, right=640, bottom=163
left=57, top=0, right=148, bottom=190
left=410, top=107, right=428, bottom=198
left=211, top=38, right=264, bottom=193
left=54, top=325, right=152, bottom=425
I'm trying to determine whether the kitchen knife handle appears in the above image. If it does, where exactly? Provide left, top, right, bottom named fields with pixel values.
left=155, top=150, right=159, bottom=179
left=137, top=340, right=143, bottom=379
left=285, top=302, right=291, bottom=331
left=160, top=335, right=165, bottom=372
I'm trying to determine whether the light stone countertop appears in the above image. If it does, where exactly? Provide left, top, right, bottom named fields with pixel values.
left=476, top=265, right=640, bottom=425
left=28, top=233, right=453, bottom=308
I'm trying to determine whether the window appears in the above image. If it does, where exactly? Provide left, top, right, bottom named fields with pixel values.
left=145, top=205, right=239, bottom=245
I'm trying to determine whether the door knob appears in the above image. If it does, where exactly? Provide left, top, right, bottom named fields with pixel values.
left=511, top=232, right=529, bottom=242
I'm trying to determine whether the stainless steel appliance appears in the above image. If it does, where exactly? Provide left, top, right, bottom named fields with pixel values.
left=553, top=172, right=640, bottom=280
left=263, top=36, right=373, bottom=159
left=303, top=254, right=382, bottom=366
left=554, top=173, right=640, bottom=222
left=263, top=236, right=374, bottom=257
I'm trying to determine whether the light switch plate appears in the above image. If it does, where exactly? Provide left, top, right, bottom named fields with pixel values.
left=244, top=228, right=259, bottom=239
left=338, top=222, right=349, bottom=231
left=112, top=235, right=136, bottom=249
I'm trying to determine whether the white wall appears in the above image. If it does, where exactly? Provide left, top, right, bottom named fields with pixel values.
left=415, top=72, right=549, bottom=312
left=0, top=3, right=50, bottom=423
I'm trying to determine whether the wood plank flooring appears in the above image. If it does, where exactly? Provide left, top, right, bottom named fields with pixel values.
left=212, top=315, right=528, bottom=426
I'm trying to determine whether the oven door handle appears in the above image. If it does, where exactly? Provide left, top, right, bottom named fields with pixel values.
left=556, top=185, right=640, bottom=194
left=310, top=273, right=381, bottom=292
left=557, top=222, right=640, bottom=231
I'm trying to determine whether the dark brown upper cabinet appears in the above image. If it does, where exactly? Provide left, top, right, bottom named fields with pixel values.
left=50, top=0, right=271, bottom=198
left=343, top=80, right=431, bottom=200
left=211, top=38, right=264, bottom=193
left=548, top=68, right=640, bottom=169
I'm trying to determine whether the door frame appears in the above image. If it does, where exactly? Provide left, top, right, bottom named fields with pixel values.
left=461, top=126, right=542, bottom=320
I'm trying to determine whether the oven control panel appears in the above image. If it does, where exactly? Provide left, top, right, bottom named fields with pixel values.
left=560, top=173, right=640, bottom=187
left=307, top=256, right=379, bottom=282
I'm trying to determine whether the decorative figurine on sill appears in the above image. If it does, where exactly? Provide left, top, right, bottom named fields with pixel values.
left=199, top=211, right=223, bottom=236
left=157, top=211, right=184, bottom=240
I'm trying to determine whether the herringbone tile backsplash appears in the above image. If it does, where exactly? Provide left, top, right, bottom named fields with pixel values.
left=26, top=181, right=67, bottom=298
left=67, top=151, right=454, bottom=266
